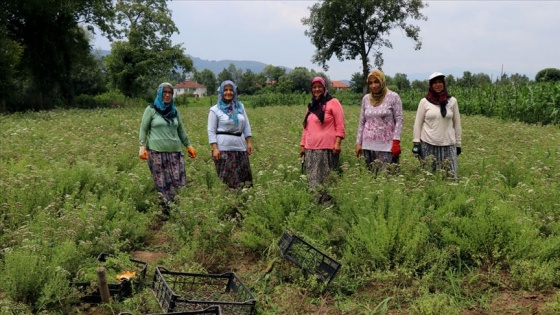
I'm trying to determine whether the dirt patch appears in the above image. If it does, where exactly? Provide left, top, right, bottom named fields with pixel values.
left=486, top=290, right=548, bottom=314
left=131, top=250, right=168, bottom=265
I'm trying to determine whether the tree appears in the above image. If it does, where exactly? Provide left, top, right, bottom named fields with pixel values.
left=217, top=68, right=233, bottom=85
left=350, top=72, right=366, bottom=93
left=239, top=69, right=259, bottom=95
left=0, top=28, right=24, bottom=112
left=473, top=73, right=492, bottom=86
left=261, top=65, right=287, bottom=83
left=446, top=74, right=456, bottom=87
left=194, top=69, right=217, bottom=95
left=302, top=0, right=427, bottom=93
left=535, top=68, right=560, bottom=82
left=457, top=71, right=475, bottom=88
left=106, top=0, right=193, bottom=97
left=4, top=0, right=115, bottom=110
left=280, top=67, right=326, bottom=93
left=216, top=64, right=243, bottom=87
left=393, top=73, right=411, bottom=91
left=411, top=79, right=427, bottom=90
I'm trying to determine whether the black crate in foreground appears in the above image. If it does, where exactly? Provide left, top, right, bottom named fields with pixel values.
left=278, top=231, right=341, bottom=284
left=151, top=266, right=256, bottom=315
left=71, top=253, right=148, bottom=303
left=118, top=305, right=222, bottom=315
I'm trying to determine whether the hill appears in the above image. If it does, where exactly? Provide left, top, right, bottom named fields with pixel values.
left=188, top=55, right=292, bottom=76
left=92, top=49, right=294, bottom=78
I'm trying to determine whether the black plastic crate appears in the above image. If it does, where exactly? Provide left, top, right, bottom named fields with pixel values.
left=71, top=252, right=148, bottom=303
left=278, top=230, right=341, bottom=284
left=151, top=266, right=256, bottom=315
left=118, top=305, right=222, bottom=315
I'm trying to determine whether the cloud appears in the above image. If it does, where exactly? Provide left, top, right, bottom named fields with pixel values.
left=93, top=0, right=560, bottom=81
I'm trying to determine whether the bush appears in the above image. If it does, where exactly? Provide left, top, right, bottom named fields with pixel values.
left=536, top=68, right=560, bottom=82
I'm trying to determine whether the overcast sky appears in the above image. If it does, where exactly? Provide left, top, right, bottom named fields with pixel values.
left=93, top=0, right=560, bottom=81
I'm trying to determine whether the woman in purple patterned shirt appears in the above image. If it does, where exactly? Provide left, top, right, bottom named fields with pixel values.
left=355, top=69, right=404, bottom=171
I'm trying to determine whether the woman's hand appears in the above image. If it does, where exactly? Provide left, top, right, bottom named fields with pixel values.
left=246, top=137, right=253, bottom=155
left=212, top=148, right=221, bottom=161
left=333, top=137, right=342, bottom=154
left=210, top=143, right=220, bottom=160
left=139, top=146, right=148, bottom=160
left=187, top=146, right=197, bottom=158
left=355, top=144, right=362, bottom=158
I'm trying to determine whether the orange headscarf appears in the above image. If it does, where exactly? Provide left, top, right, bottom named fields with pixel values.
left=367, top=69, right=388, bottom=106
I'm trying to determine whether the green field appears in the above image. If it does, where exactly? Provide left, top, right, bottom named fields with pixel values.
left=1, top=103, right=560, bottom=314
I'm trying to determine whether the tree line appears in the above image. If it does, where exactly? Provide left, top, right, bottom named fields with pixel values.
left=2, top=0, right=559, bottom=113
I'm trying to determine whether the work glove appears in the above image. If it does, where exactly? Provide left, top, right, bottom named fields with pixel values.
left=299, top=146, right=305, bottom=158
left=457, top=147, right=462, bottom=156
left=412, top=143, right=422, bottom=156
left=139, top=146, right=148, bottom=160
left=391, top=140, right=401, bottom=157
left=187, top=146, right=197, bottom=158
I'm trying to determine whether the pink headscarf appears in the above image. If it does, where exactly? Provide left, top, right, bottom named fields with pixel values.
left=311, top=76, right=329, bottom=96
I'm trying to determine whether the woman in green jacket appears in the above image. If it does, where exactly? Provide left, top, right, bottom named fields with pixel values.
left=139, top=82, right=197, bottom=218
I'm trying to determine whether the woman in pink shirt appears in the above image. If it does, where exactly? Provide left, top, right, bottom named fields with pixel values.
left=300, top=77, right=345, bottom=197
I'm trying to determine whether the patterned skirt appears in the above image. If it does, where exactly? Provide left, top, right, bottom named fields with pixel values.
left=419, top=142, right=458, bottom=177
left=148, top=150, right=186, bottom=202
left=304, top=149, right=340, bottom=188
left=362, top=150, right=397, bottom=171
left=214, top=151, right=253, bottom=189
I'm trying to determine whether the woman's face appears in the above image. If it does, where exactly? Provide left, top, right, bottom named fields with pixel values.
left=431, top=78, right=445, bottom=93
left=311, top=83, right=324, bottom=100
left=368, top=77, right=382, bottom=94
left=162, top=87, right=173, bottom=103
left=223, top=85, right=234, bottom=102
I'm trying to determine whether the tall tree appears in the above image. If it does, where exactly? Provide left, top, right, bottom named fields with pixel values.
left=0, top=27, right=23, bottom=112
left=393, top=73, right=411, bottom=91
left=4, top=0, right=115, bottom=110
left=106, top=0, right=192, bottom=97
left=261, top=65, right=287, bottom=83
left=239, top=69, right=259, bottom=95
left=280, top=67, right=328, bottom=93
left=193, top=69, right=218, bottom=95
left=216, top=64, right=243, bottom=87
left=302, top=0, right=426, bottom=93
left=350, top=72, right=366, bottom=93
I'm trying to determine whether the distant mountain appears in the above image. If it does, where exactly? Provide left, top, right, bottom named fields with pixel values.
left=92, top=49, right=293, bottom=77
left=189, top=55, right=292, bottom=76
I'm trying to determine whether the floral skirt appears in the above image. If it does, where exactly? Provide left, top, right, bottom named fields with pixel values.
left=148, top=150, right=186, bottom=202
left=362, top=150, right=397, bottom=170
left=304, top=149, right=339, bottom=188
left=214, top=150, right=253, bottom=189
left=419, top=142, right=458, bottom=177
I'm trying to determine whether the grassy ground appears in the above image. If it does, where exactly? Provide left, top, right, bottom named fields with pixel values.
left=1, top=104, right=560, bottom=314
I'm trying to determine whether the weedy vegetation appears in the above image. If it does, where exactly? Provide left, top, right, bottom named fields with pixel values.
left=1, top=89, right=560, bottom=314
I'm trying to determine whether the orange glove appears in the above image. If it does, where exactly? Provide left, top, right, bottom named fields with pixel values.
left=139, top=146, right=148, bottom=160
left=116, top=271, right=136, bottom=281
left=391, top=140, right=401, bottom=157
left=187, top=146, right=197, bottom=158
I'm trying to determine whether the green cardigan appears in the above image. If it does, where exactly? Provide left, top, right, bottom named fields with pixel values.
left=139, top=106, right=191, bottom=152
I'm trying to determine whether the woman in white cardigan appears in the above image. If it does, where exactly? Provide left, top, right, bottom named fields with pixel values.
left=412, top=72, right=462, bottom=177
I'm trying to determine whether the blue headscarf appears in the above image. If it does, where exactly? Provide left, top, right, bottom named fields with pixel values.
left=217, top=80, right=244, bottom=126
left=152, top=82, right=177, bottom=124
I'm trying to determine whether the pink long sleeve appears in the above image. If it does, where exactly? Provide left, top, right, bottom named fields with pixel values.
left=300, top=98, right=345, bottom=149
